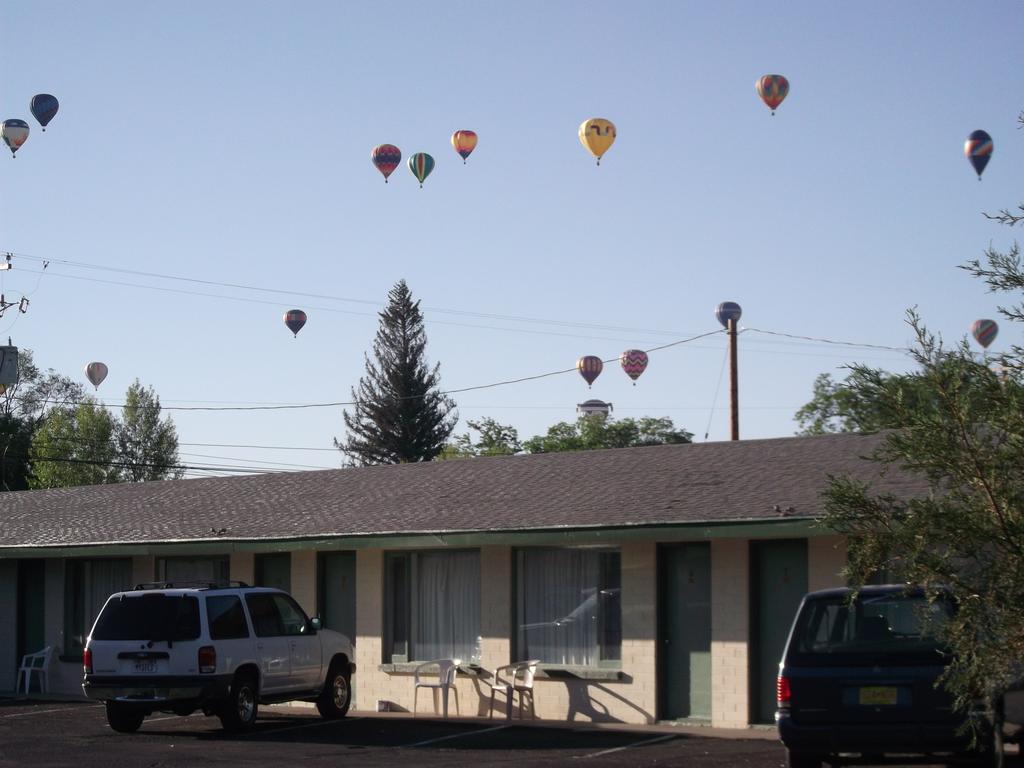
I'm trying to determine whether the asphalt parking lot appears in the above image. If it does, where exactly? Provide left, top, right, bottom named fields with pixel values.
left=1, top=699, right=1021, bottom=767
left=0, top=698, right=780, bottom=767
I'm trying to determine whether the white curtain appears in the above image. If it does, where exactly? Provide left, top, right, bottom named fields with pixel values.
left=80, top=559, right=132, bottom=648
left=414, top=551, right=480, bottom=662
left=518, top=549, right=615, bottom=666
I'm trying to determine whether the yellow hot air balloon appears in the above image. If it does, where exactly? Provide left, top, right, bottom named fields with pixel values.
left=450, top=130, right=478, bottom=164
left=578, top=118, right=616, bottom=165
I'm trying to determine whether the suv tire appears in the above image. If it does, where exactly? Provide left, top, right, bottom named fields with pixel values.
left=106, top=702, right=145, bottom=733
left=219, top=672, right=259, bottom=732
left=786, top=751, right=823, bottom=768
left=316, top=661, right=352, bottom=719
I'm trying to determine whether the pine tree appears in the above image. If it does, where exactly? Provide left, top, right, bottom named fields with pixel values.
left=115, top=379, right=183, bottom=482
left=337, top=280, right=457, bottom=465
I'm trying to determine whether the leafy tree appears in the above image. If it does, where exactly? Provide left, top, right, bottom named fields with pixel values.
left=522, top=415, right=692, bottom=454
left=822, top=158, right=1024, bottom=761
left=0, top=349, right=86, bottom=491
left=0, top=414, right=34, bottom=491
left=337, top=280, right=457, bottom=465
left=30, top=398, right=118, bottom=488
left=442, top=417, right=521, bottom=459
left=796, top=371, right=896, bottom=434
left=0, top=348, right=86, bottom=426
left=115, top=379, right=183, bottom=482
left=794, top=366, right=967, bottom=435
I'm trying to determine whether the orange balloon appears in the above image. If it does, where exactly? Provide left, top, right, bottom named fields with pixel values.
left=451, top=130, right=478, bottom=164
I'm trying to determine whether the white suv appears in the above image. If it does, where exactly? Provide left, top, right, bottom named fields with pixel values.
left=82, top=581, right=355, bottom=733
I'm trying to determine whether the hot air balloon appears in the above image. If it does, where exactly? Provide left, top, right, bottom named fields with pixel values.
left=620, top=349, right=648, bottom=385
left=578, top=118, right=616, bottom=165
left=990, top=363, right=1010, bottom=383
left=964, top=130, right=993, bottom=180
left=408, top=152, right=435, bottom=187
left=451, top=130, right=478, bottom=164
left=577, top=355, right=603, bottom=387
left=971, top=319, right=998, bottom=349
left=371, top=144, right=402, bottom=183
left=284, top=309, right=307, bottom=337
left=2, top=119, right=30, bottom=157
left=30, top=94, right=59, bottom=131
left=756, top=75, right=789, bottom=115
left=85, top=362, right=108, bottom=389
left=715, top=301, right=742, bottom=328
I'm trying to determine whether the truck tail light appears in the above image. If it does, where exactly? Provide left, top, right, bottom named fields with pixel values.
left=198, top=646, right=216, bottom=674
left=777, top=674, right=792, bottom=707
left=83, top=647, right=93, bottom=675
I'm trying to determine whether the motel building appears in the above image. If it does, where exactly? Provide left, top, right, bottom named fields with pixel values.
left=0, top=432, right=924, bottom=728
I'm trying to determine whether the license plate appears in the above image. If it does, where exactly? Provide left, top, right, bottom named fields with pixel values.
left=134, top=660, right=157, bottom=673
left=859, top=686, right=898, bottom=706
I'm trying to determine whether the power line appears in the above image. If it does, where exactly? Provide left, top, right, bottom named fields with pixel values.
left=3, top=250, right=922, bottom=352
left=19, top=267, right=696, bottom=345
left=177, top=451, right=335, bottom=470
left=1, top=324, right=913, bottom=417
left=11, top=433, right=337, bottom=471
left=703, top=344, right=730, bottom=441
left=29, top=453, right=288, bottom=475
left=179, top=441, right=339, bottom=451
left=742, top=327, right=909, bottom=352
left=6, top=249, right=694, bottom=338
left=5, top=328, right=728, bottom=413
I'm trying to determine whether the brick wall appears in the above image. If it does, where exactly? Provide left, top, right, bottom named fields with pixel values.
left=479, top=545, right=511, bottom=671
left=290, top=550, right=317, bottom=616
left=710, top=538, right=749, bottom=728
left=130, top=555, right=154, bottom=586
left=354, top=549, right=385, bottom=709
left=229, top=552, right=254, bottom=586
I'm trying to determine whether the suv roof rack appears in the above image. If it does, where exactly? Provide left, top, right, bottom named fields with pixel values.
left=132, top=580, right=251, bottom=591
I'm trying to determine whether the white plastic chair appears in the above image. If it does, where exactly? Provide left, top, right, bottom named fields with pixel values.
left=412, top=659, right=461, bottom=717
left=17, top=646, right=53, bottom=695
left=487, top=659, right=540, bottom=720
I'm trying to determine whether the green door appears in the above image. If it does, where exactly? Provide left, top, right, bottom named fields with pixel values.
left=318, top=552, right=356, bottom=640
left=659, top=543, right=712, bottom=720
left=255, top=553, right=291, bottom=593
left=17, top=560, right=46, bottom=663
left=752, top=539, right=808, bottom=723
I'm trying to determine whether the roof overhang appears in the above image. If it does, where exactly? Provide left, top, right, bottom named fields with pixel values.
left=0, top=517, right=828, bottom=559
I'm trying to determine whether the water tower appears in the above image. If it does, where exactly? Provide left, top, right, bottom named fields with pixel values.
left=577, top=399, right=612, bottom=417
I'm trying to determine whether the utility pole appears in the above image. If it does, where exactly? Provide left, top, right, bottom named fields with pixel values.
left=728, top=317, right=739, bottom=440
left=715, top=301, right=743, bottom=441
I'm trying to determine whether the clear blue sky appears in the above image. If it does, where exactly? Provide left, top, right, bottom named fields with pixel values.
left=1, top=0, right=1021, bottom=475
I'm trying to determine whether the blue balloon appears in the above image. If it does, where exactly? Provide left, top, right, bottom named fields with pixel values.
left=715, top=301, right=742, bottom=328
left=30, top=94, right=59, bottom=130
left=964, top=129, right=992, bottom=179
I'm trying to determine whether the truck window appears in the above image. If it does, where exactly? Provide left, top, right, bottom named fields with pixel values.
left=791, top=592, right=953, bottom=664
left=92, top=594, right=201, bottom=641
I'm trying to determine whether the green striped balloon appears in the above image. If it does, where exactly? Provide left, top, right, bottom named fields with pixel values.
left=408, top=152, right=435, bottom=187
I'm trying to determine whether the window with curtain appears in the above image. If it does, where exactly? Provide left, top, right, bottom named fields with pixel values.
left=63, top=558, right=133, bottom=659
left=516, top=548, right=621, bottom=666
left=385, top=550, right=480, bottom=664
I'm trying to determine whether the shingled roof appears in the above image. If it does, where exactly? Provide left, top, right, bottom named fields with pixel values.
left=0, top=432, right=925, bottom=550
